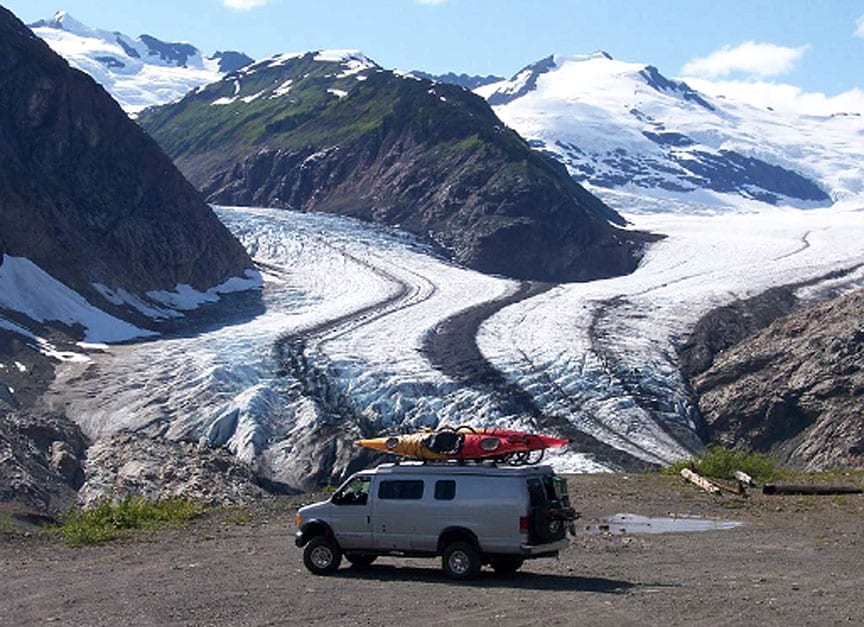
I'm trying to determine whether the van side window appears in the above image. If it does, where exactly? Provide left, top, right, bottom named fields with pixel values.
left=434, top=480, right=456, bottom=500
left=378, top=479, right=424, bottom=500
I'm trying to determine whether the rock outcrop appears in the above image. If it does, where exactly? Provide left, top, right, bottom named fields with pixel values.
left=78, top=432, right=265, bottom=508
left=678, top=286, right=799, bottom=378
left=692, top=288, right=864, bottom=470
left=0, top=411, right=86, bottom=515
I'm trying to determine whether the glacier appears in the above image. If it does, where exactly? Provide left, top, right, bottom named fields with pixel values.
left=31, top=202, right=864, bottom=489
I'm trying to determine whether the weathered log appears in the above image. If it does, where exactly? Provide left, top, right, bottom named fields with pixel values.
left=714, top=480, right=747, bottom=496
left=762, top=484, right=863, bottom=496
left=680, top=468, right=721, bottom=495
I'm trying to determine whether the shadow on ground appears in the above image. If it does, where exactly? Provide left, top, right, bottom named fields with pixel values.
left=333, top=563, right=646, bottom=593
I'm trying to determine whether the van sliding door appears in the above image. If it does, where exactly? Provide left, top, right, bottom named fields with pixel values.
left=373, top=479, right=425, bottom=550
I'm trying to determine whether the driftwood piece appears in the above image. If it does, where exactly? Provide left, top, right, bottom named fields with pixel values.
left=714, top=480, right=747, bottom=496
left=734, top=470, right=756, bottom=487
left=680, top=468, right=721, bottom=495
left=762, top=484, right=863, bottom=496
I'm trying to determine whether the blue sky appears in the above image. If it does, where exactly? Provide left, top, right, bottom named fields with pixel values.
left=5, top=1, right=864, bottom=100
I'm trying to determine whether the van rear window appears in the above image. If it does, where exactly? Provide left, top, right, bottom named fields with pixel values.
left=527, top=478, right=546, bottom=507
left=378, top=480, right=424, bottom=500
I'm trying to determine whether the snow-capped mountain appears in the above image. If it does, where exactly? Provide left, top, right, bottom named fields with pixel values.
left=29, top=11, right=252, bottom=114
left=476, top=52, right=864, bottom=213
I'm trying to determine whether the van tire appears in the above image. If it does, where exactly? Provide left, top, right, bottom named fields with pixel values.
left=442, top=541, right=482, bottom=580
left=533, top=510, right=566, bottom=543
left=490, top=558, right=524, bottom=574
left=303, top=536, right=342, bottom=575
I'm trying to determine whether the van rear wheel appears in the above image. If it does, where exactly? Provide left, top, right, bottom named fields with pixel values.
left=442, top=541, right=482, bottom=580
left=303, top=536, right=342, bottom=575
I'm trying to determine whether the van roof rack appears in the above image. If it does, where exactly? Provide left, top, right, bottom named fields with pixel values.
left=390, top=458, right=500, bottom=467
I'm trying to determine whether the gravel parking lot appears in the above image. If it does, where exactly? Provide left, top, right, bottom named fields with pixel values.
left=2, top=473, right=862, bottom=626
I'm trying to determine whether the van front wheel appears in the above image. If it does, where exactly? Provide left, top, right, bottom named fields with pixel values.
left=442, top=541, right=482, bottom=580
left=303, top=536, right=342, bottom=575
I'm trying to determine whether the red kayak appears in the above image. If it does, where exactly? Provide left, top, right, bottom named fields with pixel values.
left=356, top=425, right=569, bottom=464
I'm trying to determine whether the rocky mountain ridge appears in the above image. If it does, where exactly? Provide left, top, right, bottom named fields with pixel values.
left=409, top=70, right=503, bottom=90
left=0, top=6, right=254, bottom=315
left=138, top=50, right=648, bottom=283
left=0, top=5, right=261, bottom=514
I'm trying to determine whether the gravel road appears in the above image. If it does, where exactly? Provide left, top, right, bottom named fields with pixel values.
left=2, top=473, right=862, bottom=626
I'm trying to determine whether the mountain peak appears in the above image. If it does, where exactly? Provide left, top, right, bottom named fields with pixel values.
left=28, top=13, right=254, bottom=113
left=479, top=51, right=836, bottom=211
left=551, top=50, right=614, bottom=65
left=313, top=49, right=367, bottom=62
left=139, top=52, right=644, bottom=283
left=31, top=10, right=92, bottom=36
left=314, top=49, right=378, bottom=74
left=0, top=3, right=254, bottom=316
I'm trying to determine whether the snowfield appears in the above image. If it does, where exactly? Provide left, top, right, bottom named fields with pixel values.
left=20, top=202, right=862, bottom=485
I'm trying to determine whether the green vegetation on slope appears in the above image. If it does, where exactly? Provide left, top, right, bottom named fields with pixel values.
left=663, top=445, right=780, bottom=483
left=137, top=53, right=556, bottom=190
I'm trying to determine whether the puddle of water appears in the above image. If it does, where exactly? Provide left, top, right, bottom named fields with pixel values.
left=580, top=513, right=743, bottom=536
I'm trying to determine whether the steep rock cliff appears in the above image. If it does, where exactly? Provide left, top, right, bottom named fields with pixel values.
left=693, top=288, right=864, bottom=470
left=0, top=7, right=253, bottom=307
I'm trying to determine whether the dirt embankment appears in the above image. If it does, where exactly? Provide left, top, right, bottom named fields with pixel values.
left=2, top=473, right=862, bottom=626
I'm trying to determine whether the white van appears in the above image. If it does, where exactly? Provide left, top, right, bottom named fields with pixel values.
left=295, top=462, right=578, bottom=579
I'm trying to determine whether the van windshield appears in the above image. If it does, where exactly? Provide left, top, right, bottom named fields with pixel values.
left=332, top=476, right=371, bottom=506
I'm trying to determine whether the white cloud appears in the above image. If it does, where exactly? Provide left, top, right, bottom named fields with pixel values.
left=221, top=0, right=269, bottom=10
left=855, top=14, right=864, bottom=38
left=681, top=41, right=809, bottom=79
left=417, top=0, right=449, bottom=5
left=683, top=76, right=864, bottom=116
